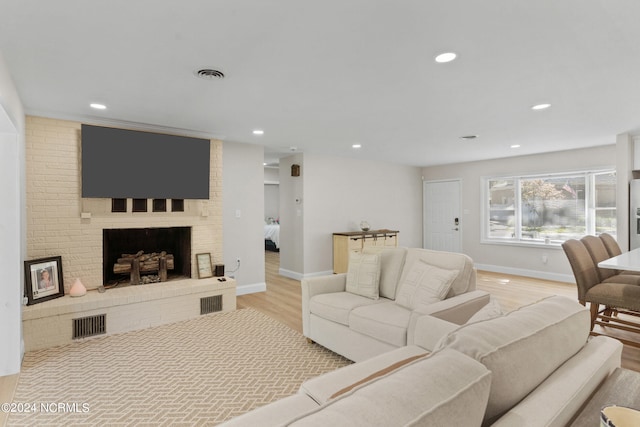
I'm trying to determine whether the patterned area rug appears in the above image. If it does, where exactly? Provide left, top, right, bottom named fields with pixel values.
left=8, top=308, right=351, bottom=426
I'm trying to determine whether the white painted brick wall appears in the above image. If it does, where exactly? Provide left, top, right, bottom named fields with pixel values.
left=25, top=116, right=224, bottom=292
left=22, top=277, right=236, bottom=351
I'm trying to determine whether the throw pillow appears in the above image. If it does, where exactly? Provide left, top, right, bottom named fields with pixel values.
left=466, top=297, right=503, bottom=323
left=395, top=260, right=458, bottom=310
left=346, top=252, right=381, bottom=299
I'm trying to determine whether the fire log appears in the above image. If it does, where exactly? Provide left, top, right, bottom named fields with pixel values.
left=113, top=252, right=174, bottom=274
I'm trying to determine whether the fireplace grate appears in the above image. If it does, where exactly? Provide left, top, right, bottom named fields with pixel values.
left=201, top=295, right=223, bottom=315
left=73, top=314, right=106, bottom=339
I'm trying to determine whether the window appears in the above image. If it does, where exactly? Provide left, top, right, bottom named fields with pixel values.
left=484, top=170, right=616, bottom=245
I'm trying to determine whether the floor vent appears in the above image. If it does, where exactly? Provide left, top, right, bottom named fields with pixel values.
left=201, top=295, right=223, bottom=315
left=73, top=314, right=106, bottom=339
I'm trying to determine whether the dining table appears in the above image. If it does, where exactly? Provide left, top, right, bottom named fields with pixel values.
left=598, top=247, right=640, bottom=272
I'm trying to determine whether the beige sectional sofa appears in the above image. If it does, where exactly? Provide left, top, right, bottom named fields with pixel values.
left=221, top=296, right=623, bottom=426
left=301, top=247, right=491, bottom=361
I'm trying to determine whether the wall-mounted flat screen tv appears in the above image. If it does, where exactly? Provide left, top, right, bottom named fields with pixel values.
left=81, top=125, right=210, bottom=199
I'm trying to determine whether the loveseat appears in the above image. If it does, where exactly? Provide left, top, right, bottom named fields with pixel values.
left=221, top=296, right=623, bottom=426
left=302, top=247, right=491, bottom=361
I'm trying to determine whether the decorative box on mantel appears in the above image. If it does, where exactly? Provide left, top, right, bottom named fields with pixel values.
left=22, top=277, right=236, bottom=351
left=332, top=229, right=399, bottom=274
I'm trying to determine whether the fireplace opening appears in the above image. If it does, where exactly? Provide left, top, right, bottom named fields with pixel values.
left=103, top=227, right=191, bottom=286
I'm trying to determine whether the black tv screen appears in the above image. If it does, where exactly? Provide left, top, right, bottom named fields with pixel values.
left=81, top=125, right=210, bottom=199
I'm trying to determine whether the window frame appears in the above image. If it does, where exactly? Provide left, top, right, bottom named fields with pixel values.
left=481, top=168, right=616, bottom=247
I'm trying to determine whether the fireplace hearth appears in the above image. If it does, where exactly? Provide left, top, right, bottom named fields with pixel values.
left=103, top=227, right=191, bottom=286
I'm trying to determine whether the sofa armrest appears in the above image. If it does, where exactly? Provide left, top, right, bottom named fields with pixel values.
left=302, top=273, right=347, bottom=298
left=300, top=345, right=428, bottom=405
left=218, top=393, right=319, bottom=426
left=406, top=290, right=490, bottom=345
left=412, top=315, right=459, bottom=351
left=490, top=335, right=622, bottom=427
left=415, top=290, right=491, bottom=322
left=301, top=274, right=347, bottom=336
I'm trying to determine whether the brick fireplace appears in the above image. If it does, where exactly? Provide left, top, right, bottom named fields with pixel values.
left=22, top=117, right=234, bottom=351
left=25, top=116, right=223, bottom=292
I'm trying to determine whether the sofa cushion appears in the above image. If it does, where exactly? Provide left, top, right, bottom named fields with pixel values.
left=399, top=248, right=475, bottom=299
left=435, top=295, right=590, bottom=424
left=362, top=247, right=407, bottom=299
left=349, top=301, right=411, bottom=347
left=346, top=252, right=381, bottom=299
left=287, top=348, right=492, bottom=427
left=395, top=260, right=458, bottom=310
left=310, top=292, right=383, bottom=326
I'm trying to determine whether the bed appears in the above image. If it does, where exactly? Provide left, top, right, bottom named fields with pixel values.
left=264, top=223, right=280, bottom=252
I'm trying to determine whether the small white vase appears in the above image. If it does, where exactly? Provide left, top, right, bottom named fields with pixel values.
left=69, top=278, right=87, bottom=297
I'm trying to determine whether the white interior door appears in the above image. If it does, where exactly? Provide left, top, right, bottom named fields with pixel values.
left=423, top=179, right=462, bottom=252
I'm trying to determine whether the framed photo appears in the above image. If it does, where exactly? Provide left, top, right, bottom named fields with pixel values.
left=24, top=256, right=64, bottom=305
left=196, top=253, right=213, bottom=279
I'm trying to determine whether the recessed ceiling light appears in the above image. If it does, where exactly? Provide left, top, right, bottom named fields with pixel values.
left=511, top=144, right=521, bottom=148
left=435, top=52, right=457, bottom=63
left=352, top=144, right=362, bottom=149
left=253, top=129, right=264, bottom=135
left=90, top=103, right=106, bottom=110
left=531, top=103, right=551, bottom=110
left=459, top=135, right=478, bottom=140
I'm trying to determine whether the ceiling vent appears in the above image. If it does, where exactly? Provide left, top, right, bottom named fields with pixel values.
left=195, top=68, right=225, bottom=80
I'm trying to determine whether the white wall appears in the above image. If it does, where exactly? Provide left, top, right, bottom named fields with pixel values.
left=278, top=154, right=305, bottom=278
left=264, top=167, right=279, bottom=183
left=223, top=142, right=266, bottom=294
left=422, top=145, right=616, bottom=282
left=264, top=184, right=279, bottom=221
left=0, top=51, right=26, bottom=376
left=279, top=152, right=423, bottom=278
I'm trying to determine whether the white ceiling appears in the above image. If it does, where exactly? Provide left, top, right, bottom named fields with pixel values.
left=1, top=1, right=640, bottom=167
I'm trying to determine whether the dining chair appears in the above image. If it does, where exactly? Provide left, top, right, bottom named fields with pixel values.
left=581, top=235, right=618, bottom=281
left=562, top=236, right=640, bottom=348
left=599, top=233, right=622, bottom=257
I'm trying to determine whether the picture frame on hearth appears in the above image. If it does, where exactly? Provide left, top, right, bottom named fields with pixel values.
left=196, top=253, right=213, bottom=279
left=24, top=256, right=64, bottom=305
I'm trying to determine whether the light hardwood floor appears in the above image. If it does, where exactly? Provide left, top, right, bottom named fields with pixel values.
left=238, top=250, right=640, bottom=372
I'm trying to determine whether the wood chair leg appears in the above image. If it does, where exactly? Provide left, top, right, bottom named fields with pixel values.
left=589, top=303, right=599, bottom=331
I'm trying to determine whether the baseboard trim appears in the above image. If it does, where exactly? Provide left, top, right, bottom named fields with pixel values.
left=278, top=269, right=334, bottom=281
left=474, top=263, right=573, bottom=283
left=278, top=268, right=302, bottom=280
left=236, top=282, right=267, bottom=295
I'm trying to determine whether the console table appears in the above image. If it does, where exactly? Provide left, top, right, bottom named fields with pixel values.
left=569, top=368, right=640, bottom=425
left=332, top=229, right=399, bottom=273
